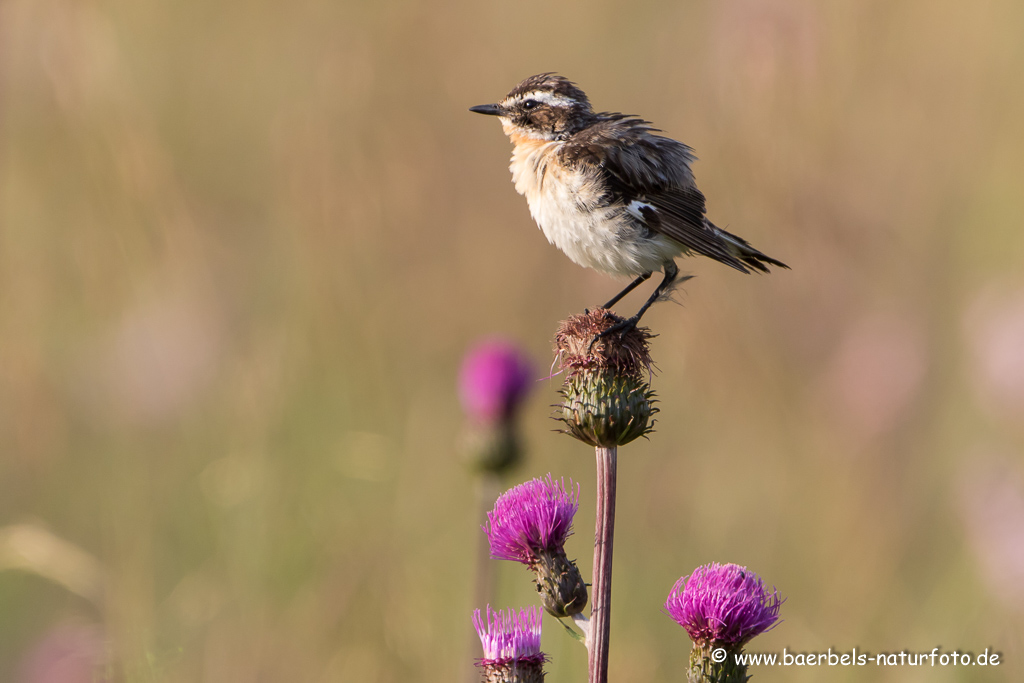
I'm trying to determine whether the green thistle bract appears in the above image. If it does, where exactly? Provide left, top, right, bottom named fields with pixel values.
left=559, top=371, right=656, bottom=447
left=534, top=548, right=589, bottom=618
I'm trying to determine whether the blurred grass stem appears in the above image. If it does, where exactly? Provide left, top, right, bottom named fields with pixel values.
left=467, top=472, right=503, bottom=683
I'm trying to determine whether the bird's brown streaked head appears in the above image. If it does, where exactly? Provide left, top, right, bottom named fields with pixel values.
left=470, top=73, right=595, bottom=141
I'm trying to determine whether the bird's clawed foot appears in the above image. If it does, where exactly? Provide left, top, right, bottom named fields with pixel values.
left=587, top=315, right=640, bottom=354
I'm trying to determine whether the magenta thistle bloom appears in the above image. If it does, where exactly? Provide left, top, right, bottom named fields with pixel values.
left=459, top=340, right=533, bottom=423
left=665, top=563, right=783, bottom=648
left=473, top=606, right=547, bottom=683
left=483, top=475, right=588, bottom=617
left=473, top=605, right=546, bottom=666
left=484, top=475, right=579, bottom=563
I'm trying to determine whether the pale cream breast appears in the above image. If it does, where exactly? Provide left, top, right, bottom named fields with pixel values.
left=506, top=140, right=683, bottom=277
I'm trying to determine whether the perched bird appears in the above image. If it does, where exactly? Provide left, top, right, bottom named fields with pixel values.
left=470, top=73, right=788, bottom=333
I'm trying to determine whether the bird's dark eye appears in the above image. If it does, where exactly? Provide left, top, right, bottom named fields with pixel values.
left=522, top=99, right=539, bottom=110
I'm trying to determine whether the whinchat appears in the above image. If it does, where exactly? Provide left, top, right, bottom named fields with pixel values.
left=470, top=73, right=788, bottom=331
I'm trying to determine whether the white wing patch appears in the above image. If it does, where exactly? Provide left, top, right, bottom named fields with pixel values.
left=625, top=200, right=655, bottom=222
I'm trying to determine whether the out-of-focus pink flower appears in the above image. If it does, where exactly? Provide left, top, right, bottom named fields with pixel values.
left=819, top=312, right=928, bottom=440
left=17, top=621, right=104, bottom=683
left=710, top=0, right=821, bottom=93
left=73, top=285, right=224, bottom=427
left=458, top=339, right=533, bottom=424
left=964, top=287, right=1024, bottom=422
left=959, top=452, right=1024, bottom=610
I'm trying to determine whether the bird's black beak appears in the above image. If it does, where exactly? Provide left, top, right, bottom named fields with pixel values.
left=469, top=103, right=503, bottom=116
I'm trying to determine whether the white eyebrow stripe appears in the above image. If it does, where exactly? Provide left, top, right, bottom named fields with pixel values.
left=504, top=91, right=575, bottom=108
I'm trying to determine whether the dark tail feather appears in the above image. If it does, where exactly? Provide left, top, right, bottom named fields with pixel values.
left=711, top=223, right=790, bottom=273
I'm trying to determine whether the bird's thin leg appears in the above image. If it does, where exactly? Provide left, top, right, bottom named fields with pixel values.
left=592, top=263, right=688, bottom=347
left=601, top=272, right=652, bottom=310
left=625, top=262, right=680, bottom=326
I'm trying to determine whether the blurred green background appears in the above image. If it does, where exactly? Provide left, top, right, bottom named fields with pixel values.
left=2, top=0, right=1023, bottom=681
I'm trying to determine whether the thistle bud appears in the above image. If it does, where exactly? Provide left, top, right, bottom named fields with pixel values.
left=554, top=310, right=656, bottom=447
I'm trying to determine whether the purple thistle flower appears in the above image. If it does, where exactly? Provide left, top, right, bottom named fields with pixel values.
left=665, top=563, right=783, bottom=648
left=472, top=605, right=546, bottom=667
left=483, top=475, right=579, bottom=564
left=459, top=339, right=533, bottom=424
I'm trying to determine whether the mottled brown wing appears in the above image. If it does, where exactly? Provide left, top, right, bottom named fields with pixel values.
left=642, top=189, right=751, bottom=271
left=560, top=117, right=751, bottom=272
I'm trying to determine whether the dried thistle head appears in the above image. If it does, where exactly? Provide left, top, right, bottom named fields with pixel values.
left=554, top=309, right=657, bottom=448
left=554, top=309, right=653, bottom=378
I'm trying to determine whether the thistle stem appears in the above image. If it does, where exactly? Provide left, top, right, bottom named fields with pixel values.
left=588, top=446, right=617, bottom=683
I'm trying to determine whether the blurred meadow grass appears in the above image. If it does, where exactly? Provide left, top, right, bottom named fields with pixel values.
left=2, top=0, right=1024, bottom=681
